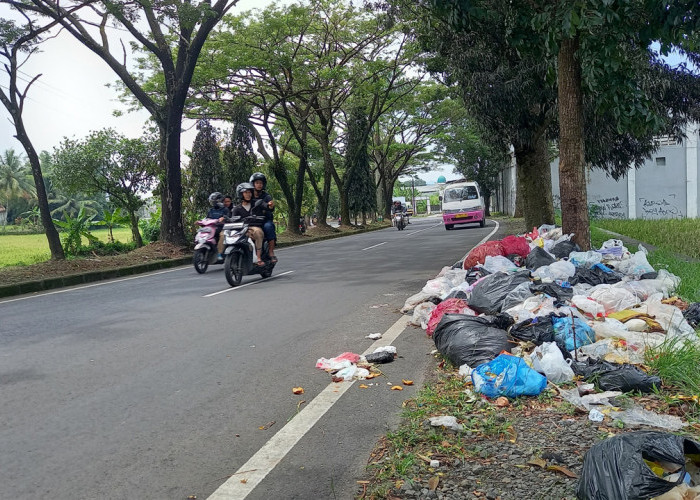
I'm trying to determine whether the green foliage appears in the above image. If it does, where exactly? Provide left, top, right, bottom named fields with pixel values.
left=53, top=207, right=99, bottom=256
left=94, top=207, right=130, bottom=243
left=75, top=239, right=137, bottom=257
left=188, top=119, right=224, bottom=214
left=344, top=105, right=376, bottom=217
left=646, top=337, right=700, bottom=396
left=0, top=149, right=36, bottom=223
left=221, top=104, right=257, bottom=194
left=139, top=207, right=161, bottom=243
left=594, top=218, right=700, bottom=260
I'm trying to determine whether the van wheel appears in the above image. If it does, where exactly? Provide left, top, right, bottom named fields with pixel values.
left=480, top=219, right=486, bottom=228
left=445, top=224, right=453, bottom=230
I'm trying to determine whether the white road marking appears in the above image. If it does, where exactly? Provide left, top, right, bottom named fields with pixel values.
left=203, top=270, right=295, bottom=297
left=0, top=266, right=189, bottom=304
left=206, top=314, right=412, bottom=500
left=361, top=242, right=387, bottom=251
left=457, top=219, right=500, bottom=265
left=404, top=222, right=442, bottom=236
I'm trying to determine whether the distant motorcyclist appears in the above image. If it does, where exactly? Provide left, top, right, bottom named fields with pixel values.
left=249, top=172, right=277, bottom=262
left=206, top=192, right=228, bottom=260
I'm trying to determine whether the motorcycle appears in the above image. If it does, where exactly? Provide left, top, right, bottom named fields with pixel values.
left=192, top=218, right=224, bottom=274
left=299, top=217, right=307, bottom=234
left=394, top=212, right=406, bottom=231
left=222, top=212, right=276, bottom=287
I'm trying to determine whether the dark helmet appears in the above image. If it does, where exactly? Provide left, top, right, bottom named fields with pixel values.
left=249, top=172, right=267, bottom=189
left=208, top=192, right=224, bottom=207
left=236, top=182, right=255, bottom=200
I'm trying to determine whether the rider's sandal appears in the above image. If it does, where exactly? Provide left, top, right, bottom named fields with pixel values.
left=270, top=256, right=278, bottom=263
left=256, top=261, right=266, bottom=266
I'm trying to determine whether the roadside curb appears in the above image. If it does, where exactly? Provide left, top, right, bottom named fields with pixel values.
left=0, top=223, right=391, bottom=299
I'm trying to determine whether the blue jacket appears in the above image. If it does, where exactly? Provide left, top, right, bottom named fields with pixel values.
left=206, top=205, right=229, bottom=220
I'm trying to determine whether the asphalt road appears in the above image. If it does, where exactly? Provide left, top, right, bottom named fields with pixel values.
left=0, top=216, right=495, bottom=500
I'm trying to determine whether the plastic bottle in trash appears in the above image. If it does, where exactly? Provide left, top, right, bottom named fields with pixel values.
left=572, top=295, right=605, bottom=319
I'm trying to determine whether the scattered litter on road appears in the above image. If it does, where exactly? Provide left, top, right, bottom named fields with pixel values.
left=365, top=333, right=383, bottom=340
left=428, top=415, right=464, bottom=432
left=292, top=387, right=304, bottom=394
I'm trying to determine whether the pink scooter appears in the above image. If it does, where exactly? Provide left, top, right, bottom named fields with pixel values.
left=193, top=218, right=224, bottom=274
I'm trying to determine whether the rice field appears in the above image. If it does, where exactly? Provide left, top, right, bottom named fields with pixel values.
left=0, top=228, right=136, bottom=268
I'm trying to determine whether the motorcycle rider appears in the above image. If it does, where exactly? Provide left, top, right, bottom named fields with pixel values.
left=391, top=200, right=409, bottom=224
left=231, top=183, right=266, bottom=266
left=206, top=192, right=229, bottom=260
left=223, top=195, right=234, bottom=217
left=249, top=172, right=277, bottom=262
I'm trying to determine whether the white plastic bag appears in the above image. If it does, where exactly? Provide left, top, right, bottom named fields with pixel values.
left=615, top=250, right=655, bottom=277
left=571, top=295, right=606, bottom=318
left=589, top=284, right=640, bottom=314
left=644, top=294, right=696, bottom=339
left=410, top=302, right=436, bottom=329
left=530, top=342, right=575, bottom=384
left=569, top=251, right=603, bottom=269
left=422, top=277, right=453, bottom=297
left=483, top=255, right=519, bottom=274
left=532, top=260, right=576, bottom=282
left=442, top=268, right=469, bottom=288
left=401, top=291, right=438, bottom=313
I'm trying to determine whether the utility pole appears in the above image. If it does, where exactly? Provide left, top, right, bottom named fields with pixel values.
left=412, top=176, right=416, bottom=214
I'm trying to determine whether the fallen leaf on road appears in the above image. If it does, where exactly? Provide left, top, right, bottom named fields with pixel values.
left=240, top=479, right=247, bottom=484
left=494, top=396, right=510, bottom=407
left=441, top=440, right=451, bottom=448
left=365, top=372, right=381, bottom=379
left=391, top=385, right=403, bottom=391
left=547, top=465, right=578, bottom=478
left=506, top=426, right=517, bottom=443
left=258, top=421, right=275, bottom=430
left=359, top=384, right=369, bottom=389
left=292, top=387, right=304, bottom=394
left=528, top=458, right=547, bottom=468
left=402, top=379, right=414, bottom=385
left=428, top=476, right=440, bottom=491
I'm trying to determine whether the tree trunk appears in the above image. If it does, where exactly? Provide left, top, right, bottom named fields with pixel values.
left=514, top=134, right=555, bottom=231
left=158, top=105, right=186, bottom=246
left=128, top=210, right=143, bottom=247
left=14, top=118, right=65, bottom=260
left=483, top=192, right=491, bottom=217
left=557, top=36, right=590, bottom=250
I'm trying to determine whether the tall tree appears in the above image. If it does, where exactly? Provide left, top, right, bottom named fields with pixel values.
left=0, top=18, right=64, bottom=258
left=52, top=129, right=159, bottom=247
left=221, top=105, right=257, bottom=195
left=8, top=0, right=242, bottom=245
left=344, top=105, right=375, bottom=224
left=188, top=118, right=223, bottom=215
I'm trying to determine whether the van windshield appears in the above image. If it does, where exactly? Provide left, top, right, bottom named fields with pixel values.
left=443, top=186, right=478, bottom=202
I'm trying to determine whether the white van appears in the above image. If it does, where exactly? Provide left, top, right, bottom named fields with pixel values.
left=440, top=181, right=485, bottom=230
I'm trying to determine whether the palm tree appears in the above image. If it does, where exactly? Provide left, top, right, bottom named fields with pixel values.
left=0, top=149, right=36, bottom=224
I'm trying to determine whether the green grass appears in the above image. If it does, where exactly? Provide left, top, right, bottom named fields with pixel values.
left=645, top=337, right=700, bottom=396
left=0, top=228, right=136, bottom=268
left=595, top=218, right=700, bottom=259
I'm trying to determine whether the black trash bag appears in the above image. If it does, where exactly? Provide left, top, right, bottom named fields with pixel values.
left=506, top=253, right=525, bottom=267
left=640, top=271, right=659, bottom=280
left=509, top=316, right=556, bottom=345
left=492, top=312, right=515, bottom=331
left=571, top=358, right=661, bottom=393
left=365, top=351, right=394, bottom=363
left=569, top=266, right=623, bottom=286
left=577, top=431, right=700, bottom=500
left=525, top=247, right=555, bottom=270
left=468, top=270, right=531, bottom=315
left=501, top=281, right=535, bottom=311
left=530, top=282, right=574, bottom=302
left=433, top=314, right=511, bottom=368
left=444, top=290, right=468, bottom=300
left=683, top=302, right=700, bottom=328
left=465, top=267, right=491, bottom=285
left=551, top=239, right=581, bottom=259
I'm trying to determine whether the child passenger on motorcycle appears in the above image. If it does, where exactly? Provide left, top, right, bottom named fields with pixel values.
left=249, top=172, right=277, bottom=262
left=207, top=192, right=229, bottom=259
left=231, top=183, right=266, bottom=266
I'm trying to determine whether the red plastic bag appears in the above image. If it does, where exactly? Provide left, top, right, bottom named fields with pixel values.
left=501, top=235, right=530, bottom=258
left=463, top=240, right=505, bottom=269
left=426, top=298, right=476, bottom=337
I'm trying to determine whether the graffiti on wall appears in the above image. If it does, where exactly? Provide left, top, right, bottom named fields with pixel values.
left=589, top=196, right=626, bottom=219
left=638, top=194, right=684, bottom=219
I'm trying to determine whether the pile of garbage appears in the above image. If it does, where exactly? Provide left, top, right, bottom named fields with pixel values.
left=403, top=225, right=700, bottom=430
left=315, top=346, right=397, bottom=382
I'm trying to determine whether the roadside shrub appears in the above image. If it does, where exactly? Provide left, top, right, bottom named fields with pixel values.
left=139, top=208, right=161, bottom=243
left=77, top=240, right=137, bottom=256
